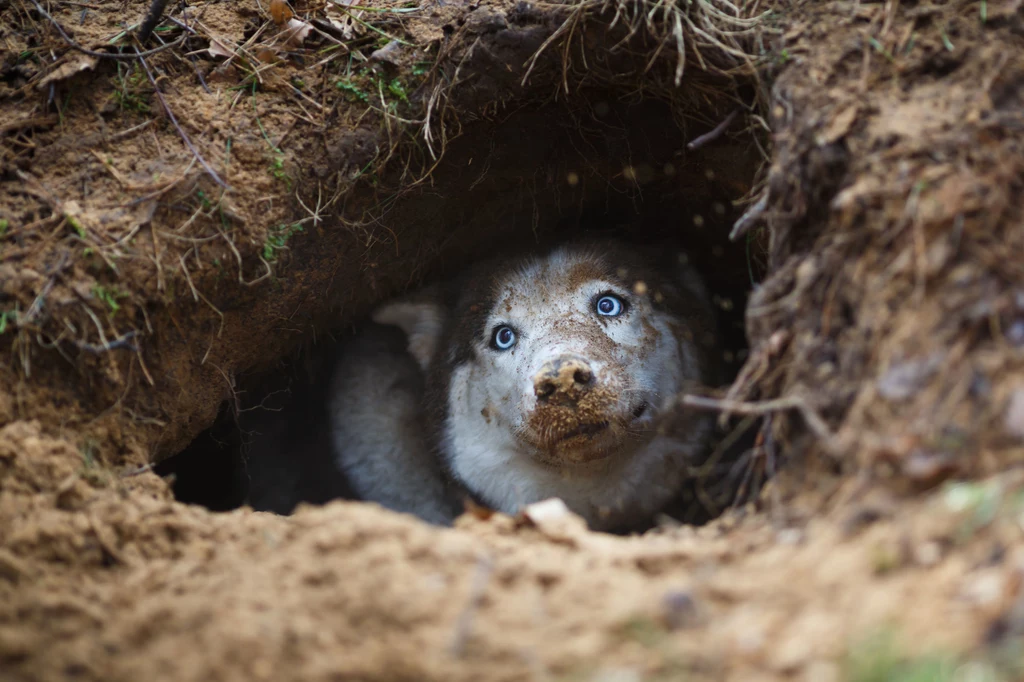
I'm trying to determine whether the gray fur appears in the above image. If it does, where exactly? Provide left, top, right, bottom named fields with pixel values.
left=329, top=241, right=719, bottom=530
left=328, top=323, right=460, bottom=524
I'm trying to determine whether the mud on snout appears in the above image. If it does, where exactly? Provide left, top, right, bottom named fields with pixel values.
left=523, top=351, right=651, bottom=464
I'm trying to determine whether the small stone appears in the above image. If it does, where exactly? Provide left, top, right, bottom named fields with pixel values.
left=776, top=528, right=804, bottom=545
left=660, top=590, right=700, bottom=630
left=913, top=541, right=942, bottom=567
left=959, top=570, right=1004, bottom=606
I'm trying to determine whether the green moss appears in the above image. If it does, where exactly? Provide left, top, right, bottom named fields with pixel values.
left=92, top=285, right=128, bottom=315
left=263, top=222, right=305, bottom=262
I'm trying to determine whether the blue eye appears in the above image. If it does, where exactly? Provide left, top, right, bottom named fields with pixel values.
left=595, top=294, right=624, bottom=317
left=492, top=325, right=517, bottom=350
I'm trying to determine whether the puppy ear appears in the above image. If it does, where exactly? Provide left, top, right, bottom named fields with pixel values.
left=372, top=289, right=446, bottom=372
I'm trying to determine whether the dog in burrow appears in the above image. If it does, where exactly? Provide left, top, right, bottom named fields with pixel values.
left=328, top=239, right=722, bottom=532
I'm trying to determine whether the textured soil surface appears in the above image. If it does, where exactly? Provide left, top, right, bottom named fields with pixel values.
left=4, top=419, right=1024, bottom=681
left=2, top=0, right=1024, bottom=680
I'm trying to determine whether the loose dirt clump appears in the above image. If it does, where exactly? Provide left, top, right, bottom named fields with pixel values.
left=2, top=0, right=1024, bottom=680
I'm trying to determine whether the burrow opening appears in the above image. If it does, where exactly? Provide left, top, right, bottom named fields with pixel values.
left=155, top=90, right=769, bottom=528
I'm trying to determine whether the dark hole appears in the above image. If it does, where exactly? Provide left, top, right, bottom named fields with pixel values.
left=157, top=92, right=768, bottom=527
left=153, top=402, right=247, bottom=511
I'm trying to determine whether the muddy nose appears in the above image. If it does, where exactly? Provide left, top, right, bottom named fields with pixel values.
left=533, top=355, right=594, bottom=402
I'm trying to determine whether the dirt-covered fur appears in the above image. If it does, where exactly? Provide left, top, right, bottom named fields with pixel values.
left=331, top=240, right=721, bottom=531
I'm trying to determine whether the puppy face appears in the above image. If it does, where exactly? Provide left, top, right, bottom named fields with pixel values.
left=454, top=246, right=697, bottom=465
left=375, top=239, right=718, bottom=521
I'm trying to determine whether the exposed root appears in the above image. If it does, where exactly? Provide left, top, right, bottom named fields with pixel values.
left=686, top=107, right=739, bottom=150
left=682, top=394, right=840, bottom=457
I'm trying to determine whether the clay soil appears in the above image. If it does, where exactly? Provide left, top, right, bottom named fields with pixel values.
left=2, top=0, right=1024, bottom=680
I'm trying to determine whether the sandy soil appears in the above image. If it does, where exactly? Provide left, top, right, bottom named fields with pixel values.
left=2, top=419, right=1024, bottom=681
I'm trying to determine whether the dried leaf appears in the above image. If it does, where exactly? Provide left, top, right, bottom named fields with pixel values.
left=369, top=40, right=403, bottom=65
left=830, top=175, right=883, bottom=212
left=208, top=39, right=235, bottom=59
left=207, top=63, right=240, bottom=84
left=462, top=498, right=494, bottom=521
left=269, top=0, right=294, bottom=25
left=517, top=498, right=571, bottom=526
left=327, top=16, right=356, bottom=40
left=514, top=498, right=588, bottom=544
left=256, top=48, right=279, bottom=64
left=819, top=104, right=859, bottom=145
left=325, top=0, right=365, bottom=40
left=281, top=18, right=313, bottom=47
left=36, top=54, right=98, bottom=90
left=902, top=450, right=960, bottom=488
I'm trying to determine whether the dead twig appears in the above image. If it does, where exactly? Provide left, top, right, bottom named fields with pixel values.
left=75, top=330, right=138, bottom=353
left=687, top=108, right=739, bottom=150
left=21, top=250, right=70, bottom=326
left=28, top=0, right=186, bottom=60
left=137, top=0, right=172, bottom=42
left=80, top=304, right=124, bottom=383
left=681, top=394, right=841, bottom=456
left=0, top=115, right=58, bottom=135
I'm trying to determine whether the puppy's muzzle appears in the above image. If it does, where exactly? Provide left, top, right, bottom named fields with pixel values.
left=533, top=355, right=594, bottom=406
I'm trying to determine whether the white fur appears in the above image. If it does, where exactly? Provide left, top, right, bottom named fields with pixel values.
left=372, top=302, right=444, bottom=372
left=442, top=247, right=708, bottom=530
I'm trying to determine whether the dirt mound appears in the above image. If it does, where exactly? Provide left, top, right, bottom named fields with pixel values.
left=2, top=0, right=1024, bottom=679
left=3, top=420, right=1024, bottom=681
